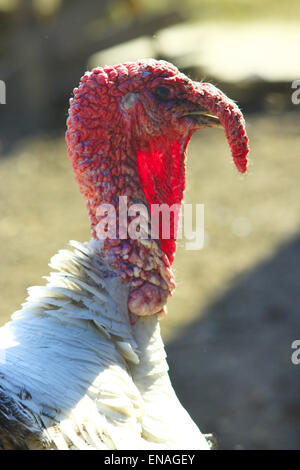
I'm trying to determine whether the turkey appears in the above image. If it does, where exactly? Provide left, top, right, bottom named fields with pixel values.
left=0, top=59, right=249, bottom=450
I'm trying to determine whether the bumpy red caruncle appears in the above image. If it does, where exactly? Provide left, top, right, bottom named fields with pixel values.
left=66, top=59, right=249, bottom=318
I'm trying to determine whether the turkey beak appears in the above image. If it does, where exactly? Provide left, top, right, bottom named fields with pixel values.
left=181, top=109, right=222, bottom=128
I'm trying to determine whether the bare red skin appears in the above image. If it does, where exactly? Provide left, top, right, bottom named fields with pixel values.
left=66, top=60, right=249, bottom=318
left=128, top=282, right=169, bottom=316
left=191, top=81, right=249, bottom=173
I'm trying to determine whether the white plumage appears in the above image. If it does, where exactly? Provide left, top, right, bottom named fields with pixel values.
left=0, top=239, right=210, bottom=449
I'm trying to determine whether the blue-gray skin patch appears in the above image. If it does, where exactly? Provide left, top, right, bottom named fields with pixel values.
left=121, top=92, right=139, bottom=111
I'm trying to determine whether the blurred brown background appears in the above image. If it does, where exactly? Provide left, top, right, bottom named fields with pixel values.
left=0, top=0, right=300, bottom=449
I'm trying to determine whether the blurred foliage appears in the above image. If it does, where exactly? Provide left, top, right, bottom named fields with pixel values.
left=180, top=0, right=300, bottom=21
left=0, top=0, right=299, bottom=19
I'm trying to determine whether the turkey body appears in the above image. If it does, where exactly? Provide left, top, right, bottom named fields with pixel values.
left=0, top=240, right=209, bottom=450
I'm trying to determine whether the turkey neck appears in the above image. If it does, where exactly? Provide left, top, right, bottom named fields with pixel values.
left=74, top=130, right=175, bottom=317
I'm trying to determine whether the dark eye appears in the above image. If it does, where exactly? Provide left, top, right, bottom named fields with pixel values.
left=154, top=86, right=173, bottom=101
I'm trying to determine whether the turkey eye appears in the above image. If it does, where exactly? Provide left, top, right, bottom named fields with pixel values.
left=154, top=86, right=173, bottom=100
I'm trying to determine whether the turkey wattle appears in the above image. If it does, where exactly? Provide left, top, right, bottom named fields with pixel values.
left=0, top=59, right=249, bottom=450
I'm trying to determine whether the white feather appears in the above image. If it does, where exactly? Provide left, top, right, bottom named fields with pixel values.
left=0, top=240, right=209, bottom=449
